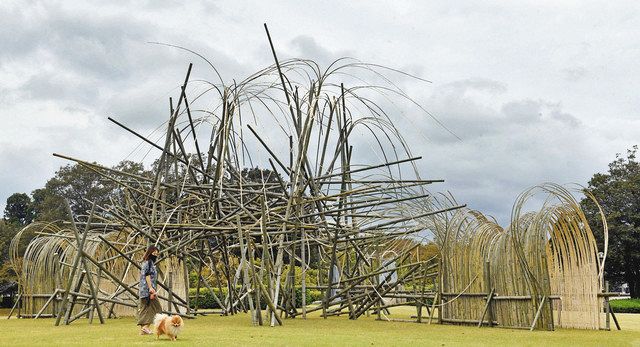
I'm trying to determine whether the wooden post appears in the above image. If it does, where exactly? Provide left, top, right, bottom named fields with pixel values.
left=483, top=260, right=494, bottom=327
left=194, top=241, right=203, bottom=313
left=246, top=238, right=263, bottom=325
left=95, top=267, right=102, bottom=319
left=605, top=281, right=611, bottom=331
left=416, top=265, right=429, bottom=323
left=182, top=257, right=190, bottom=315
left=428, top=291, right=438, bottom=324
left=237, top=215, right=257, bottom=325
left=301, top=210, right=307, bottom=319
left=557, top=298, right=562, bottom=327
left=478, top=289, right=495, bottom=327
left=547, top=296, right=554, bottom=331
left=608, top=301, right=621, bottom=330
left=53, top=252, right=62, bottom=316
left=70, top=205, right=105, bottom=324
left=64, top=270, right=87, bottom=325
left=55, top=202, right=89, bottom=326
left=530, top=296, right=547, bottom=331
left=416, top=296, right=422, bottom=323
left=7, top=294, right=21, bottom=319
left=17, top=291, right=22, bottom=319
left=437, top=259, right=443, bottom=325
left=82, top=236, right=103, bottom=321
left=167, top=271, right=174, bottom=312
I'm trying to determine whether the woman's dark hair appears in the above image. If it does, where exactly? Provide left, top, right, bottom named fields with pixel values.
left=142, top=246, right=159, bottom=261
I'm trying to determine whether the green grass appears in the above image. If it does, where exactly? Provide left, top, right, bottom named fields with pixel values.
left=611, top=299, right=640, bottom=314
left=2, top=307, right=640, bottom=346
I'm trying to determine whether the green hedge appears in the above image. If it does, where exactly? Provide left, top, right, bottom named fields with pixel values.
left=188, top=287, right=323, bottom=310
left=189, top=287, right=229, bottom=309
left=609, top=298, right=640, bottom=314
left=294, top=287, right=323, bottom=306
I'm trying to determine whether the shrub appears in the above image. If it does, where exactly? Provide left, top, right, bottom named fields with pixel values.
left=609, top=299, right=640, bottom=314
left=189, top=287, right=229, bottom=309
left=294, top=288, right=323, bottom=307
left=189, top=287, right=323, bottom=309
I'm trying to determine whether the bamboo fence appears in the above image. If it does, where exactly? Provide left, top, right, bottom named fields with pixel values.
left=425, top=184, right=611, bottom=330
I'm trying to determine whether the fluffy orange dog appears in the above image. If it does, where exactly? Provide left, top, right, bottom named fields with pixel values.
left=153, top=313, right=184, bottom=341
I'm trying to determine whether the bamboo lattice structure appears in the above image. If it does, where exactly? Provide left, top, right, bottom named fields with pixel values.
left=10, top=25, right=460, bottom=327
left=8, top=26, right=613, bottom=331
left=428, top=184, right=610, bottom=330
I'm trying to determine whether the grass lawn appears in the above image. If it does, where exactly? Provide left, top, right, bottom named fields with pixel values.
left=1, top=307, right=639, bottom=346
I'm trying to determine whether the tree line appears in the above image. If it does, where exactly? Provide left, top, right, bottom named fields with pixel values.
left=580, top=146, right=640, bottom=298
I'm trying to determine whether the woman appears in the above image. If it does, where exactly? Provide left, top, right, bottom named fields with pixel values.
left=138, top=246, right=162, bottom=335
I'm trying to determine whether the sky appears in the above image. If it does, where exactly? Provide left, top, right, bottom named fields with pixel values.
left=1, top=0, right=639, bottom=224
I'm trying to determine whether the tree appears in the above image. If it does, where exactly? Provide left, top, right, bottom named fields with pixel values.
left=1, top=193, right=36, bottom=287
left=240, top=167, right=282, bottom=184
left=581, top=145, right=640, bottom=298
left=113, top=160, right=147, bottom=175
left=0, top=218, right=37, bottom=297
left=3, top=193, right=34, bottom=225
left=41, top=163, right=114, bottom=218
left=31, top=187, right=68, bottom=222
left=0, top=220, right=19, bottom=263
left=31, top=160, right=151, bottom=222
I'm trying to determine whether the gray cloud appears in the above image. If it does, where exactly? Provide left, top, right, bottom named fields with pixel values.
left=562, top=67, right=588, bottom=82
left=502, top=99, right=543, bottom=123
left=289, top=35, right=354, bottom=67
left=0, top=5, right=149, bottom=81
left=383, top=77, right=594, bottom=223
left=416, top=79, right=583, bottom=146
left=0, top=146, right=51, bottom=208
left=1, top=1, right=639, bottom=225
left=444, top=78, right=508, bottom=95
left=16, top=72, right=99, bottom=103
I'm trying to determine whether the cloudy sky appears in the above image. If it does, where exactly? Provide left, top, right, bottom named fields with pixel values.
left=1, top=0, right=639, bottom=224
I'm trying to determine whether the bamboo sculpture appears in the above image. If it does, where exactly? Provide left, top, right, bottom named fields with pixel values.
left=9, top=25, right=612, bottom=331
left=428, top=184, right=609, bottom=330
left=10, top=25, right=459, bottom=326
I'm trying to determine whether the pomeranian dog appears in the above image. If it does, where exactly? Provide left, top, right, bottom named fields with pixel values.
left=153, top=313, right=184, bottom=341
